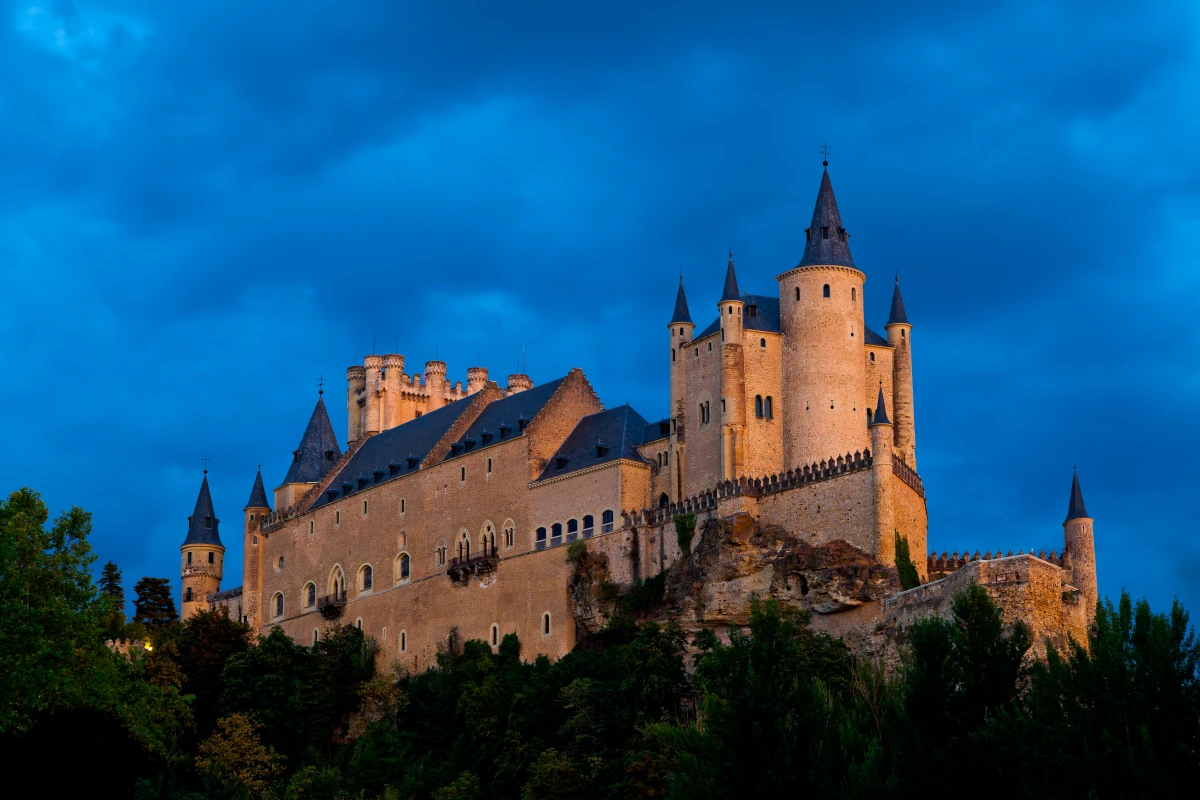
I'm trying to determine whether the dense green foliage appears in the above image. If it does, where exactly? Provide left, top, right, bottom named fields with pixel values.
left=135, top=576, right=180, bottom=630
left=4, top=485, right=1200, bottom=799
left=894, top=530, right=921, bottom=591
left=672, top=515, right=695, bottom=555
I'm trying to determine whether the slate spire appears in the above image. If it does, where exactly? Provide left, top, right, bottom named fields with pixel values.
left=283, top=394, right=342, bottom=485
left=871, top=383, right=890, bottom=426
left=719, top=250, right=742, bottom=303
left=244, top=466, right=270, bottom=510
left=887, top=276, right=910, bottom=325
left=670, top=276, right=693, bottom=325
left=797, top=167, right=856, bottom=269
left=1065, top=468, right=1090, bottom=522
left=183, top=472, right=222, bottom=546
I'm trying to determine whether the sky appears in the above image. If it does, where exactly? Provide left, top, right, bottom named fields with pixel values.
left=2, top=1, right=1197, bottom=617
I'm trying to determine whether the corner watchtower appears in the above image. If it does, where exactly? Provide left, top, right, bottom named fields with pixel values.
left=1063, top=468, right=1098, bottom=623
left=181, top=470, right=224, bottom=620
left=668, top=276, right=695, bottom=501
left=242, top=467, right=271, bottom=629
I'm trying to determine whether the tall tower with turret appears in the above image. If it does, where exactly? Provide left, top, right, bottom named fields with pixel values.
left=242, top=467, right=271, bottom=629
left=276, top=391, right=342, bottom=510
left=718, top=254, right=747, bottom=481
left=886, top=278, right=916, bottom=468
left=777, top=165, right=869, bottom=468
left=181, top=470, right=224, bottom=620
left=1063, top=468, right=1098, bottom=623
left=668, top=277, right=694, bottom=502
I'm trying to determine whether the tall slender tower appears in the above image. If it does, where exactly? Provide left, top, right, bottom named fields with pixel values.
left=777, top=165, right=869, bottom=468
left=868, top=385, right=896, bottom=565
left=181, top=470, right=224, bottom=620
left=668, top=276, right=695, bottom=502
left=718, top=254, right=746, bottom=481
left=243, top=467, right=271, bottom=629
left=1063, top=468, right=1098, bottom=623
left=885, top=278, right=916, bottom=468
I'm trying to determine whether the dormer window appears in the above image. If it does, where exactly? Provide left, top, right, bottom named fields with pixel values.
left=499, top=423, right=512, bottom=438
left=342, top=482, right=354, bottom=495
left=204, top=517, right=212, bottom=529
left=556, top=455, right=569, bottom=469
left=357, top=476, right=369, bottom=489
left=481, top=431, right=494, bottom=444
left=389, top=462, right=402, bottom=476
left=327, top=490, right=339, bottom=502
left=821, top=226, right=830, bottom=239
left=292, top=449, right=300, bottom=463
left=373, top=468, right=385, bottom=482
left=596, top=444, right=610, bottom=458
left=325, top=449, right=335, bottom=462
left=747, top=304, right=758, bottom=318
left=463, top=437, right=477, bottom=451
left=518, top=418, right=529, bottom=432
left=450, top=443, right=462, bottom=455
left=805, top=228, right=811, bottom=243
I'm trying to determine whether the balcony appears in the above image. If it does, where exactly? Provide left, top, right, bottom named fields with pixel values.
left=448, top=544, right=499, bottom=584
left=317, top=590, right=347, bottom=620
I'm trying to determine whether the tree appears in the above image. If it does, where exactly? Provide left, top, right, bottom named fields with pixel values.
left=195, top=712, right=286, bottom=798
left=133, top=576, right=178, bottom=630
left=0, top=487, right=109, bottom=733
left=98, top=560, right=128, bottom=640
left=894, top=531, right=921, bottom=591
left=173, top=608, right=253, bottom=737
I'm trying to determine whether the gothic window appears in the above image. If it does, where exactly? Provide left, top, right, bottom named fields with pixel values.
left=436, top=545, right=447, bottom=566
left=398, top=553, right=410, bottom=581
left=273, top=593, right=284, bottom=619
left=823, top=284, right=830, bottom=298
left=306, top=583, right=316, bottom=607
left=694, top=347, right=699, bottom=357
left=457, top=530, right=471, bottom=561
left=543, top=613, right=552, bottom=636
left=360, top=565, right=373, bottom=592
left=765, top=396, right=774, bottom=419
left=658, top=493, right=669, bottom=508
left=482, top=522, right=495, bottom=551
left=329, top=566, right=344, bottom=598
left=756, top=395, right=764, bottom=418
left=503, top=520, right=516, bottom=548
left=491, top=624, right=500, bottom=647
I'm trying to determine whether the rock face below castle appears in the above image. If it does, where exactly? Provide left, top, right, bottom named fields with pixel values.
left=572, top=513, right=1090, bottom=667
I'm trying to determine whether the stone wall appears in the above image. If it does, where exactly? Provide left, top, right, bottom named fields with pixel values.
left=682, top=329, right=723, bottom=497
left=739, top=329, right=785, bottom=480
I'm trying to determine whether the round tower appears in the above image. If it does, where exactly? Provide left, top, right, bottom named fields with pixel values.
left=242, top=467, right=271, bottom=629
left=381, top=354, right=405, bottom=430
left=346, top=365, right=366, bottom=443
left=668, top=276, right=695, bottom=501
left=718, top=253, right=746, bottom=481
left=181, top=471, right=225, bottom=620
left=467, top=366, right=489, bottom=395
left=868, top=385, right=896, bottom=565
left=424, top=360, right=447, bottom=409
left=507, top=373, right=532, bottom=394
left=1062, top=468, right=1098, bottom=623
left=777, top=165, right=868, bottom=469
left=885, top=278, right=917, bottom=469
left=363, top=355, right=383, bottom=435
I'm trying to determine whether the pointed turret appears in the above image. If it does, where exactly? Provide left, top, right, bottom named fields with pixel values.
left=184, top=473, right=222, bottom=546
left=283, top=394, right=342, bottom=485
left=670, top=277, right=693, bottom=325
left=1065, top=468, right=1089, bottom=522
left=797, top=168, right=855, bottom=268
left=244, top=467, right=270, bottom=511
left=888, top=277, right=909, bottom=325
left=870, top=384, right=890, bottom=426
left=719, top=251, right=741, bottom=303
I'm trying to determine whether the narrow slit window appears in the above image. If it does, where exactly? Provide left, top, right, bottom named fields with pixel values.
left=823, top=284, right=830, bottom=298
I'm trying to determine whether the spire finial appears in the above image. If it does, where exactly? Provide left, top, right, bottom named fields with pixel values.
left=820, top=140, right=831, bottom=167
left=201, top=454, right=211, bottom=474
left=318, top=375, right=325, bottom=395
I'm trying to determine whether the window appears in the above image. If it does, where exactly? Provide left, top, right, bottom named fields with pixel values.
left=187, top=552, right=192, bottom=565
left=536, top=527, right=547, bottom=550
left=694, top=347, right=698, bottom=357
left=313, top=629, right=319, bottom=645
left=664, top=450, right=669, bottom=465
left=795, top=287, right=800, bottom=301
left=870, top=352, right=875, bottom=363
left=356, top=618, right=362, bottom=630
left=679, top=327, right=684, bottom=336
left=707, top=342, right=713, bottom=352
left=491, top=624, right=499, bottom=647
left=277, top=556, right=285, bottom=570
left=482, top=523, right=495, bottom=552
left=671, top=348, right=676, bottom=362
left=551, top=523, right=563, bottom=547
left=309, top=520, right=314, bottom=535
left=250, top=513, right=255, bottom=522
left=400, top=499, right=405, bottom=514
left=765, top=396, right=774, bottom=419
left=822, top=226, right=829, bottom=239
left=756, top=395, right=764, bottom=418
left=721, top=398, right=726, bottom=412
left=461, top=466, right=466, bottom=482
left=602, top=510, right=614, bottom=534
left=253, top=536, right=258, bottom=544
left=851, top=287, right=856, bottom=301
left=760, top=338, right=766, bottom=348
left=204, top=517, right=212, bottom=529
left=306, top=583, right=316, bottom=608
left=657, top=453, right=662, bottom=467
left=504, top=521, right=515, bottom=548
left=363, top=499, right=368, bottom=516
left=185, top=587, right=193, bottom=601
left=901, top=329, right=906, bottom=339
left=360, top=565, right=373, bottom=592
left=658, top=493, right=669, bottom=508
left=208, top=552, right=214, bottom=564
left=273, top=593, right=284, bottom=619
left=867, top=409, right=874, bottom=425
left=330, top=566, right=345, bottom=598
left=400, top=631, right=407, bottom=652
left=398, top=553, right=410, bottom=581
left=487, top=458, right=493, bottom=474
left=543, top=613, right=552, bottom=636
left=583, top=515, right=594, bottom=538
left=823, top=284, right=830, bottom=298
left=567, top=519, right=578, bottom=542
left=437, top=546, right=447, bottom=566
left=336, top=510, right=341, bottom=525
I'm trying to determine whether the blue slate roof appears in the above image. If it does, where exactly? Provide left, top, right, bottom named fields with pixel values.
left=720, top=253, right=742, bottom=302
left=797, top=168, right=856, bottom=269
left=695, top=294, right=781, bottom=340
left=183, top=474, right=222, bottom=547
left=887, top=278, right=910, bottom=325
left=244, top=468, right=270, bottom=510
left=870, top=384, right=890, bottom=426
left=440, top=377, right=567, bottom=462
left=864, top=326, right=888, bottom=346
left=283, top=396, right=342, bottom=485
left=537, top=405, right=652, bottom=482
left=1065, top=469, right=1089, bottom=522
left=643, top=418, right=671, bottom=444
left=670, top=278, right=693, bottom=325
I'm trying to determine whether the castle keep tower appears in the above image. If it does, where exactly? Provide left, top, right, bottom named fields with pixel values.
left=668, top=277, right=694, bottom=501
left=242, top=467, right=271, bottom=629
left=181, top=471, right=224, bottom=620
left=1063, top=469, right=1098, bottom=622
left=885, top=279, right=917, bottom=467
left=777, top=166, right=869, bottom=468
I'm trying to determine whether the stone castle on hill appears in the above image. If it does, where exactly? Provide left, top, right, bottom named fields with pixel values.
left=178, top=165, right=1099, bottom=664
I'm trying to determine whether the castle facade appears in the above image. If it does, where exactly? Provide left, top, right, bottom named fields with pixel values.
left=184, top=166, right=1098, bottom=664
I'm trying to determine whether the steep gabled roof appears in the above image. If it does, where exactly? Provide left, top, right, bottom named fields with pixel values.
left=797, top=168, right=856, bottom=269
left=183, top=473, right=222, bottom=547
left=695, top=294, right=781, bottom=339
left=282, top=395, right=342, bottom=485
left=871, top=384, right=890, bottom=426
left=864, top=327, right=889, bottom=346
left=719, top=252, right=742, bottom=302
left=441, top=377, right=568, bottom=463
left=1065, top=469, right=1090, bottom=522
left=887, top=278, right=910, bottom=325
left=244, top=468, right=270, bottom=510
left=642, top=418, right=671, bottom=444
left=670, top=278, right=693, bottom=325
left=536, top=405, right=652, bottom=482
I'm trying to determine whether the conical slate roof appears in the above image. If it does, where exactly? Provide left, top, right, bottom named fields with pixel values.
left=1065, top=468, right=1090, bottom=522
left=797, top=168, right=856, bottom=269
left=283, top=395, right=342, bottom=485
left=670, top=277, right=693, bottom=325
left=244, top=467, right=270, bottom=510
left=720, top=252, right=741, bottom=303
left=183, top=473, right=222, bottom=547
left=871, top=384, right=890, bottom=426
left=887, top=278, right=910, bottom=325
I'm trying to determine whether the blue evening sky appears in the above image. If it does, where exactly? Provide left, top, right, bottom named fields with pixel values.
left=2, top=1, right=1197, bottom=616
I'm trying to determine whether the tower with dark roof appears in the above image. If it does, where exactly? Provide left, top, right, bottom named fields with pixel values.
left=180, top=471, right=225, bottom=620
left=1063, top=468, right=1098, bottom=623
left=718, top=252, right=747, bottom=480
left=868, top=383, right=896, bottom=565
left=277, top=392, right=342, bottom=510
left=885, top=277, right=917, bottom=468
left=242, top=466, right=271, bottom=629
left=776, top=165, right=870, bottom=469
left=668, top=276, right=695, bottom=502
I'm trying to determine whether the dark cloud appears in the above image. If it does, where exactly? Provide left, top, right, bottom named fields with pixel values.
left=1, top=0, right=1197, bottom=615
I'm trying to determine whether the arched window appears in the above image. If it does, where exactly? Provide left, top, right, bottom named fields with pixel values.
left=765, top=396, right=774, bottom=419
left=567, top=519, right=579, bottom=542
left=901, top=329, right=906, bottom=339
left=755, top=395, right=764, bottom=418
left=582, top=515, right=594, bottom=537
left=305, top=583, right=316, bottom=608
left=867, top=409, right=874, bottom=425
left=400, top=499, right=405, bottom=514
left=360, top=564, right=373, bottom=592
left=823, top=284, right=830, bottom=298
left=356, top=618, right=362, bottom=630
left=313, top=629, right=319, bottom=645
left=481, top=522, right=496, bottom=553
left=362, top=499, right=368, bottom=516
left=601, top=510, right=615, bottom=533
left=400, top=631, right=407, bottom=652
left=460, top=466, right=466, bottom=482
left=851, top=287, right=856, bottom=301
left=273, top=593, right=284, bottom=619
left=795, top=287, right=800, bottom=301
left=543, top=613, right=552, bottom=636
left=487, top=458, right=493, bottom=474
left=185, top=587, right=193, bottom=601
left=707, top=341, right=713, bottom=352
left=760, top=338, right=766, bottom=348
left=657, top=453, right=662, bottom=467
left=671, top=348, right=676, bottom=362
left=457, top=530, right=471, bottom=561
left=869, top=352, right=875, bottom=363
left=503, top=520, right=516, bottom=548
left=536, top=527, right=547, bottom=550
left=491, top=624, right=499, bottom=647
left=551, top=523, right=563, bottom=546
left=398, top=553, right=410, bottom=581
left=658, top=493, right=669, bottom=508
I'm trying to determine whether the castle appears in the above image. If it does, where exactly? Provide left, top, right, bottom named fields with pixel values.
left=180, top=165, right=1099, bottom=664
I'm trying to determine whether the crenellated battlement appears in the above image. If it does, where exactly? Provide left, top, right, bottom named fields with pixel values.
left=892, top=454, right=924, bottom=497
left=926, top=546, right=1070, bottom=580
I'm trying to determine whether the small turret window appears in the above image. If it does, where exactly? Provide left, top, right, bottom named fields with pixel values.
left=756, top=396, right=764, bottom=418
left=795, top=287, right=800, bottom=301
left=765, top=397, right=774, bottom=419
left=205, top=517, right=212, bottom=529
left=671, top=348, right=676, bottom=362
left=805, top=229, right=811, bottom=243
left=186, top=587, right=193, bottom=601
left=823, top=284, right=830, bottom=298
left=870, top=352, right=875, bottom=363
left=822, top=226, right=829, bottom=239
left=679, top=327, right=684, bottom=336
left=851, top=287, right=856, bottom=301
left=187, top=552, right=192, bottom=565
left=208, top=552, right=214, bottom=564
left=760, top=338, right=766, bottom=348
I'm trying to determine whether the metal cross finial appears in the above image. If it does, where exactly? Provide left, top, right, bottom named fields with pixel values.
left=820, top=140, right=831, bottom=167
left=201, top=454, right=212, bottom=474
left=318, top=375, right=326, bottom=395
